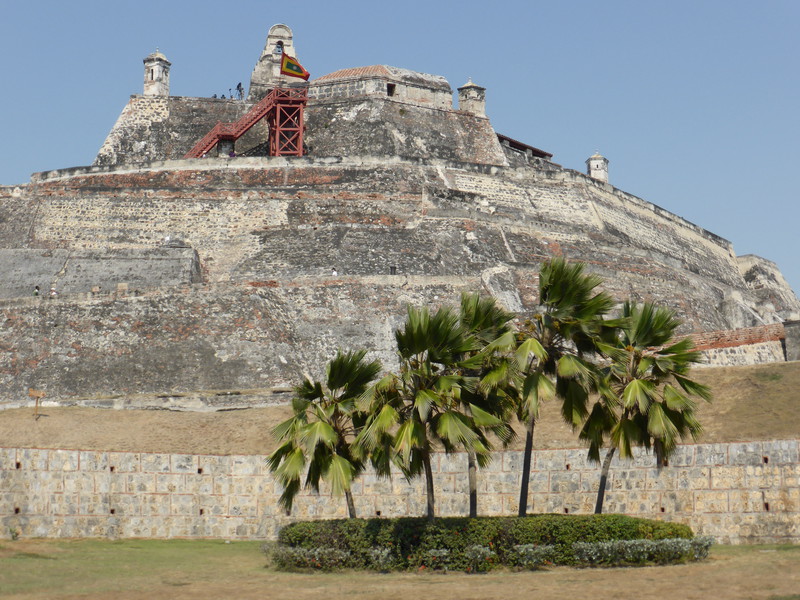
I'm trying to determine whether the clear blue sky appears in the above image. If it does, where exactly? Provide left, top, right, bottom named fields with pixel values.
left=2, top=0, right=798, bottom=295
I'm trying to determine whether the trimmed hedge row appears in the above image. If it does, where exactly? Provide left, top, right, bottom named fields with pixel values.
left=273, top=514, right=695, bottom=571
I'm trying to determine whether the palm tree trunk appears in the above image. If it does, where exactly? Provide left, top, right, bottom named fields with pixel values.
left=518, top=415, right=535, bottom=517
left=467, top=450, right=477, bottom=518
left=594, top=446, right=616, bottom=514
left=345, top=490, right=357, bottom=519
left=422, top=452, right=436, bottom=522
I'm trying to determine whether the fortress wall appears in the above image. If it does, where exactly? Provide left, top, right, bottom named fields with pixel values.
left=2, top=440, right=797, bottom=544
left=699, top=341, right=786, bottom=368
left=691, top=323, right=785, bottom=350
left=94, top=96, right=268, bottom=167
left=0, top=248, right=201, bottom=299
left=1, top=279, right=788, bottom=409
left=95, top=95, right=506, bottom=169
left=690, top=323, right=788, bottom=368
left=25, top=162, right=433, bottom=283
left=0, top=279, right=476, bottom=407
left=0, top=186, right=36, bottom=248
left=304, top=99, right=507, bottom=166
left=10, top=160, right=790, bottom=330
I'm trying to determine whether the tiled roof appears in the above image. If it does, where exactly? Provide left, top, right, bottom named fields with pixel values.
left=315, top=66, right=393, bottom=82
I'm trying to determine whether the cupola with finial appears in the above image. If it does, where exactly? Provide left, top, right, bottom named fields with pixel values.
left=143, top=49, right=171, bottom=97
left=458, top=78, right=486, bottom=117
left=586, top=151, right=609, bottom=183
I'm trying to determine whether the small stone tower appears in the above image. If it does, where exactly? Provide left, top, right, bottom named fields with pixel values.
left=586, top=152, right=609, bottom=183
left=457, top=79, right=486, bottom=116
left=248, top=24, right=300, bottom=102
left=143, top=50, right=171, bottom=97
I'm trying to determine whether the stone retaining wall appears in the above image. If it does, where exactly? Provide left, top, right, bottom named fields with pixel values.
left=2, top=440, right=796, bottom=544
left=691, top=323, right=788, bottom=367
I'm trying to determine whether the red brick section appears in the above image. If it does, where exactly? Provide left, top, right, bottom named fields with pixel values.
left=689, top=323, right=785, bottom=351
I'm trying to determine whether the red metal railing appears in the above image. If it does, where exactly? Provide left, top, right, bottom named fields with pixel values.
left=184, top=87, right=308, bottom=158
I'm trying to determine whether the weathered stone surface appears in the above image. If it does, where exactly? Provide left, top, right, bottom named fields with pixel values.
left=3, top=441, right=797, bottom=543
left=0, top=248, right=200, bottom=299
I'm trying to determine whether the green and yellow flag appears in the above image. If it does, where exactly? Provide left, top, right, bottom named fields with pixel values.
left=280, top=53, right=310, bottom=80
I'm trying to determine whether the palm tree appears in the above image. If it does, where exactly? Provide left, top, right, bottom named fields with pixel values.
left=357, top=304, right=488, bottom=521
left=457, top=293, right=518, bottom=517
left=515, top=258, right=617, bottom=516
left=266, top=349, right=381, bottom=518
left=582, top=302, right=712, bottom=513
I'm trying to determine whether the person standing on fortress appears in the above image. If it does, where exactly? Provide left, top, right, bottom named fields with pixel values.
left=49, top=287, right=58, bottom=299
left=33, top=285, right=39, bottom=297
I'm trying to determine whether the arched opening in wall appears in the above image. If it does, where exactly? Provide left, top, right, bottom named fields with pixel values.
left=150, top=69, right=154, bottom=81
left=14, top=507, right=20, bottom=514
left=387, top=83, right=396, bottom=97
left=110, top=508, right=116, bottom=515
left=15, top=462, right=21, bottom=470
left=764, top=502, right=770, bottom=511
left=197, top=468, right=203, bottom=474
left=563, top=508, right=569, bottom=514
left=763, top=456, right=769, bottom=464
left=273, top=41, right=284, bottom=55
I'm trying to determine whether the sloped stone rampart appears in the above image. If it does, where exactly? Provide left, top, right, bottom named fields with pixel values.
left=1, top=281, right=790, bottom=410
left=0, top=279, right=474, bottom=406
left=1, top=440, right=796, bottom=544
left=7, top=158, right=789, bottom=331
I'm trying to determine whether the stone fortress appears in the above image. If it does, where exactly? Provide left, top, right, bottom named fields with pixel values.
left=1, top=25, right=798, bottom=542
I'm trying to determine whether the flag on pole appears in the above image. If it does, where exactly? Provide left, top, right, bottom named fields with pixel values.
left=280, top=53, right=310, bottom=80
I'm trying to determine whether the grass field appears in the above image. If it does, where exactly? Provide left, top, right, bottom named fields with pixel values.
left=1, top=361, right=798, bottom=456
left=1, top=539, right=798, bottom=600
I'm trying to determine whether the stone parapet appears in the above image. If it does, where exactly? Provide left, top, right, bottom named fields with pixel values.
left=1, top=440, right=797, bottom=544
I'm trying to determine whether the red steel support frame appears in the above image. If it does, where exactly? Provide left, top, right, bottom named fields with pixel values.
left=184, top=87, right=307, bottom=159
left=270, top=103, right=304, bottom=156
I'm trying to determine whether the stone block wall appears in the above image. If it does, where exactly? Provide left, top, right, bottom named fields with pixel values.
left=309, top=66, right=453, bottom=110
left=691, top=323, right=788, bottom=367
left=1, top=440, right=796, bottom=543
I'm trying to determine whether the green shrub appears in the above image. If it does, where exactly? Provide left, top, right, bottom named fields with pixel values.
left=365, top=546, right=396, bottom=571
left=690, top=536, right=714, bottom=560
left=274, top=515, right=697, bottom=572
left=511, top=544, right=557, bottom=569
left=572, top=536, right=714, bottom=567
left=270, top=545, right=354, bottom=571
left=463, top=545, right=496, bottom=573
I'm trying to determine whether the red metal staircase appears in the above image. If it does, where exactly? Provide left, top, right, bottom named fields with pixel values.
left=184, top=87, right=308, bottom=158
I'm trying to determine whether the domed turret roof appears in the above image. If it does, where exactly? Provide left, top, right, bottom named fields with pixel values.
left=145, top=49, right=170, bottom=62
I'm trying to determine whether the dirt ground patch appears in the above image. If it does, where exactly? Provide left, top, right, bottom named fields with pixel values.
left=0, top=362, right=797, bottom=456
left=0, top=540, right=798, bottom=600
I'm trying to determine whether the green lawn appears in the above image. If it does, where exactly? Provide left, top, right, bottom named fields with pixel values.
left=1, top=539, right=798, bottom=600
left=0, top=539, right=266, bottom=598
